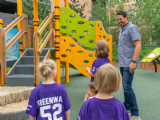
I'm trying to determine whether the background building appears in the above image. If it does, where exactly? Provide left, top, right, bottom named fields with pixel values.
left=0, top=0, right=17, bottom=24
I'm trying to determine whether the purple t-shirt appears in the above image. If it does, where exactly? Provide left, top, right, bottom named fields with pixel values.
left=25, top=83, right=71, bottom=120
left=77, top=97, right=130, bottom=120
left=90, top=57, right=110, bottom=82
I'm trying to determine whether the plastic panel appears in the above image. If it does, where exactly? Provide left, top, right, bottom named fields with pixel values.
left=95, top=21, right=113, bottom=64
left=60, top=7, right=96, bottom=48
left=141, top=48, right=160, bottom=63
left=60, top=36, right=96, bottom=77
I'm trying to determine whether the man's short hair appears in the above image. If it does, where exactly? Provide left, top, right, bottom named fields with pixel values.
left=116, top=11, right=127, bottom=18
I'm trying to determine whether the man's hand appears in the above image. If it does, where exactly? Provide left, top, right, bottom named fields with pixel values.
left=129, top=62, right=136, bottom=74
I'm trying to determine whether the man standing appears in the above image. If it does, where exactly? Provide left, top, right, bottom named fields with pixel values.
left=116, top=11, right=141, bottom=120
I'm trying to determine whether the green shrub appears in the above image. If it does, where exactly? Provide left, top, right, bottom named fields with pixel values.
left=7, top=67, right=11, bottom=73
left=112, top=44, right=159, bottom=62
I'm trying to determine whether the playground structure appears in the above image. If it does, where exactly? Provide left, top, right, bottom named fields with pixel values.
left=141, top=48, right=160, bottom=72
left=0, top=0, right=112, bottom=86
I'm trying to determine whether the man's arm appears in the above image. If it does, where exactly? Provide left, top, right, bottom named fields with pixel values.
left=133, top=40, right=141, bottom=61
left=129, top=40, right=141, bottom=73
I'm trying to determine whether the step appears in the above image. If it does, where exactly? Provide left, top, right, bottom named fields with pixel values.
left=17, top=56, right=44, bottom=65
left=23, top=48, right=50, bottom=56
left=6, top=74, right=35, bottom=86
left=14, top=65, right=34, bottom=74
left=0, top=100, right=29, bottom=120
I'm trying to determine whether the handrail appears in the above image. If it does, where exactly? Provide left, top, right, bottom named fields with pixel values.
left=38, top=14, right=54, bottom=35
left=0, top=13, right=28, bottom=86
left=39, top=31, right=49, bottom=46
left=34, top=12, right=54, bottom=86
left=7, top=49, right=27, bottom=76
left=5, top=14, right=28, bottom=52
left=38, top=29, right=53, bottom=54
left=6, top=30, right=26, bottom=51
left=38, top=16, right=49, bottom=29
left=33, top=32, right=36, bottom=84
left=4, top=13, right=27, bottom=34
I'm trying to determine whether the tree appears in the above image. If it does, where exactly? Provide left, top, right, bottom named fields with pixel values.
left=128, top=0, right=160, bottom=44
left=38, top=0, right=51, bottom=20
left=22, top=0, right=50, bottom=25
left=69, top=0, right=88, bottom=19
left=89, top=0, right=127, bottom=44
left=22, top=0, right=34, bottom=25
left=141, top=1, right=160, bottom=45
left=89, top=0, right=108, bottom=30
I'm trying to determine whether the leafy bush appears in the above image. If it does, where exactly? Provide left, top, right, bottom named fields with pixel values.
left=113, top=44, right=159, bottom=62
left=7, top=67, right=11, bottom=73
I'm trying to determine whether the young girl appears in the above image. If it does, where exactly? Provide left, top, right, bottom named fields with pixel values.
left=25, top=59, right=71, bottom=120
left=77, top=64, right=130, bottom=120
left=84, top=82, right=98, bottom=102
left=86, top=40, right=110, bottom=82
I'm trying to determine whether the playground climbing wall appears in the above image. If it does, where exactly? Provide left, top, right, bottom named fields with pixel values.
left=59, top=7, right=112, bottom=77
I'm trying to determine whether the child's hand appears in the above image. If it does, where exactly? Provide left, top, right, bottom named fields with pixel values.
left=86, top=67, right=90, bottom=72
left=85, top=94, right=89, bottom=98
left=84, top=94, right=89, bottom=102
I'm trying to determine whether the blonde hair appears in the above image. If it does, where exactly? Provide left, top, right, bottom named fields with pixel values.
left=94, top=64, right=122, bottom=93
left=38, top=59, right=57, bottom=78
left=95, top=40, right=110, bottom=58
left=87, top=82, right=98, bottom=95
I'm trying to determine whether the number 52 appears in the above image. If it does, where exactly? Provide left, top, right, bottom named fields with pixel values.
left=40, top=103, right=62, bottom=120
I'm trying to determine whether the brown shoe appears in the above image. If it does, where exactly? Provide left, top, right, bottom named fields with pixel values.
left=130, top=116, right=141, bottom=120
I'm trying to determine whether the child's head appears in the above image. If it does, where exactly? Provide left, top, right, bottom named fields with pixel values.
left=38, top=59, right=57, bottom=78
left=87, top=82, right=98, bottom=96
left=95, top=40, right=110, bottom=58
left=94, top=64, right=122, bottom=93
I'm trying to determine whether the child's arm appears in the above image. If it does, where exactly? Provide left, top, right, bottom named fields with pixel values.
left=66, top=109, right=70, bottom=120
left=86, top=67, right=95, bottom=77
left=29, top=115, right=35, bottom=120
left=84, top=94, right=89, bottom=102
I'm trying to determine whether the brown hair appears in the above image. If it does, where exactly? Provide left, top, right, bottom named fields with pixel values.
left=38, top=59, right=57, bottom=78
left=95, top=40, right=110, bottom=58
left=87, top=82, right=98, bottom=95
left=116, top=11, right=127, bottom=18
left=94, top=64, right=122, bottom=93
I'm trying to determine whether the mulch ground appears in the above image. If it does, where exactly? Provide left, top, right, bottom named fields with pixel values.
left=112, top=61, right=160, bottom=71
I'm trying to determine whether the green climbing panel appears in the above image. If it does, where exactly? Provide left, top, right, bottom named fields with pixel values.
left=60, top=7, right=96, bottom=48
left=141, top=48, right=160, bottom=63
